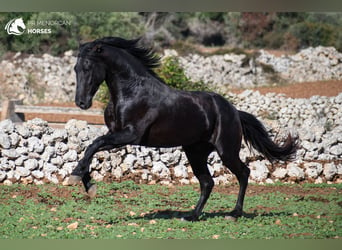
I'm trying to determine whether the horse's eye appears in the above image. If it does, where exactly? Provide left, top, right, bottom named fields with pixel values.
left=96, top=47, right=102, bottom=53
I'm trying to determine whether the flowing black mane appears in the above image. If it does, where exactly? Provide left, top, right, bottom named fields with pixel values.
left=81, top=37, right=161, bottom=76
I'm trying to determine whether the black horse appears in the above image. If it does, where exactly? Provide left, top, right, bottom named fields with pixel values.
left=68, top=37, right=297, bottom=221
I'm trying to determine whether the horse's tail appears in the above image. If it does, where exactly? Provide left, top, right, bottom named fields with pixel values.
left=238, top=110, right=298, bottom=162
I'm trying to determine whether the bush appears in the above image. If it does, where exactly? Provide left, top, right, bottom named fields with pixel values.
left=156, top=56, right=211, bottom=92
left=289, top=21, right=337, bottom=49
left=94, top=82, right=110, bottom=105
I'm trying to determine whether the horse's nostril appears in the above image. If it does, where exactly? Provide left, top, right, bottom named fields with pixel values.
left=79, top=102, right=86, bottom=109
left=76, top=100, right=85, bottom=108
left=76, top=100, right=90, bottom=110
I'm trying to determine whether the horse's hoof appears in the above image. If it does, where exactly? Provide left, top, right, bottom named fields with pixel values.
left=224, top=215, right=238, bottom=222
left=87, top=184, right=97, bottom=198
left=67, top=175, right=82, bottom=185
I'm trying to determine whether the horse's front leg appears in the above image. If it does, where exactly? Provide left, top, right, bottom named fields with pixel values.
left=68, top=126, right=138, bottom=197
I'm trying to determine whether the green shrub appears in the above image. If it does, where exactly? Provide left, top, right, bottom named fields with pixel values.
left=289, top=21, right=337, bottom=48
left=94, top=82, right=110, bottom=105
left=156, top=56, right=211, bottom=92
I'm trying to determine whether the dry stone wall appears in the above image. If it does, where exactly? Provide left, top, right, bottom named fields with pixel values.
left=0, top=91, right=341, bottom=186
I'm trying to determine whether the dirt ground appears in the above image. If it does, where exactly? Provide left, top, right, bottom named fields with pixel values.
left=230, top=80, right=342, bottom=99
left=7, top=182, right=341, bottom=204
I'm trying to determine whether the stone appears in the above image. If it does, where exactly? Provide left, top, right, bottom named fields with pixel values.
left=55, top=142, right=69, bottom=155
left=329, top=145, right=342, bottom=156
left=15, top=167, right=30, bottom=177
left=174, top=164, right=188, bottom=178
left=15, top=124, right=31, bottom=138
left=2, top=149, right=20, bottom=160
left=249, top=160, right=269, bottom=181
left=63, top=150, right=78, bottom=162
left=16, top=146, right=29, bottom=155
left=0, top=119, right=14, bottom=133
left=41, top=146, right=56, bottom=161
left=26, top=118, right=48, bottom=128
left=3, top=180, right=13, bottom=186
left=92, top=171, right=104, bottom=182
left=47, top=174, right=59, bottom=184
left=123, top=154, right=137, bottom=166
left=43, top=163, right=58, bottom=174
left=14, top=156, right=26, bottom=166
left=27, top=137, right=45, bottom=153
left=9, top=133, right=20, bottom=147
left=304, top=162, right=323, bottom=179
left=21, top=176, right=33, bottom=185
left=160, top=153, right=173, bottom=164
left=65, top=120, right=80, bottom=136
left=287, top=163, right=305, bottom=180
left=26, top=118, right=49, bottom=136
left=112, top=167, right=123, bottom=179
left=337, top=163, right=342, bottom=175
left=302, top=141, right=318, bottom=152
left=50, top=156, right=64, bottom=167
left=0, top=171, right=6, bottom=182
left=62, top=162, right=77, bottom=174
left=77, top=129, right=89, bottom=141
left=151, top=162, right=170, bottom=179
left=323, top=163, right=337, bottom=181
left=180, top=178, right=190, bottom=185
left=31, top=170, right=44, bottom=179
left=272, top=168, right=287, bottom=179
left=24, top=159, right=38, bottom=170
left=0, top=131, right=11, bottom=149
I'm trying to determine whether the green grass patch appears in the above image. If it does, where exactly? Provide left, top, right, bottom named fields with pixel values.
left=0, top=181, right=340, bottom=239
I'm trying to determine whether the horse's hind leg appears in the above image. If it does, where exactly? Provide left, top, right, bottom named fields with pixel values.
left=183, top=143, right=214, bottom=221
left=227, top=158, right=250, bottom=218
left=214, top=116, right=250, bottom=218
left=217, top=149, right=250, bottom=218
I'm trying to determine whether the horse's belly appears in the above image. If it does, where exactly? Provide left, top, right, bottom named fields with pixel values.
left=142, top=116, right=210, bottom=147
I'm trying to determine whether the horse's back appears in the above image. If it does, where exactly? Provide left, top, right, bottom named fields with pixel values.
left=141, top=90, right=238, bottom=147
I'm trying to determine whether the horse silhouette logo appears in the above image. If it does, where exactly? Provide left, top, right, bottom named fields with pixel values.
left=5, top=17, right=26, bottom=35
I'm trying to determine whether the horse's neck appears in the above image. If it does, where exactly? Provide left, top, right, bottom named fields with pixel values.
left=106, top=72, right=169, bottom=104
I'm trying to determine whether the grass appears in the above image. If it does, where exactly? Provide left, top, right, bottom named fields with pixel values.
left=0, top=181, right=340, bottom=239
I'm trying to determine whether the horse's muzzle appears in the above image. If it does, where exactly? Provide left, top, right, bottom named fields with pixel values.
left=75, top=98, right=92, bottom=110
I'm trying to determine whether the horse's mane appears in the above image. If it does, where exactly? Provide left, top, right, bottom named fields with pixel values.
left=82, top=37, right=161, bottom=77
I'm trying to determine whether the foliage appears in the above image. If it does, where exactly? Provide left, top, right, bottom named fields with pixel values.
left=1, top=12, right=342, bottom=57
left=0, top=12, right=145, bottom=56
left=288, top=21, right=337, bottom=49
left=0, top=182, right=340, bottom=239
left=94, top=82, right=110, bottom=105
left=237, top=12, right=342, bottom=51
left=156, top=56, right=211, bottom=92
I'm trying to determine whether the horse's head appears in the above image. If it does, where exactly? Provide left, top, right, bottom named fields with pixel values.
left=15, top=18, right=26, bottom=30
left=6, top=17, right=26, bottom=35
left=74, top=41, right=107, bottom=109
